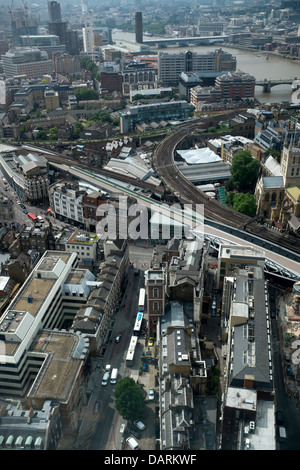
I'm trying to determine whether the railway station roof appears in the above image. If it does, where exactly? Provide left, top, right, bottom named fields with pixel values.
left=177, top=147, right=221, bottom=165
left=177, top=160, right=231, bottom=183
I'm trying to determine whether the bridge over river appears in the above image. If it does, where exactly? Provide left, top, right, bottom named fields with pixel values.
left=256, top=79, right=298, bottom=93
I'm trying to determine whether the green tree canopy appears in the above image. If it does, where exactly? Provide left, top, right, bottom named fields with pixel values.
left=79, top=57, right=99, bottom=78
left=226, top=192, right=257, bottom=217
left=229, top=150, right=259, bottom=191
left=74, top=87, right=99, bottom=101
left=114, top=377, right=145, bottom=422
left=36, top=129, right=47, bottom=140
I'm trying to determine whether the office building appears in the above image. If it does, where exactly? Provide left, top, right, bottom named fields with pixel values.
left=158, top=49, right=236, bottom=86
left=0, top=147, right=49, bottom=203
left=220, top=259, right=275, bottom=450
left=135, top=12, right=143, bottom=44
left=19, top=35, right=66, bottom=55
left=48, top=1, right=62, bottom=23
left=0, top=251, right=89, bottom=402
left=119, top=101, right=192, bottom=134
left=2, top=47, right=52, bottom=80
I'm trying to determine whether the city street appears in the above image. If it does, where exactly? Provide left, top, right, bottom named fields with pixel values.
left=73, top=261, right=145, bottom=450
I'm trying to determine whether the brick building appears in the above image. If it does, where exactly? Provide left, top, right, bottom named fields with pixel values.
left=215, top=71, right=256, bottom=101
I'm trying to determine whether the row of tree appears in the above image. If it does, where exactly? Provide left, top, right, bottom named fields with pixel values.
left=225, top=150, right=259, bottom=217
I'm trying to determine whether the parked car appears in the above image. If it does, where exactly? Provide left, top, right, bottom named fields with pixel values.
left=134, top=420, right=145, bottom=431
left=126, top=437, right=139, bottom=450
left=148, top=388, right=155, bottom=401
left=94, top=401, right=100, bottom=414
left=115, top=334, right=121, bottom=343
left=128, top=426, right=141, bottom=439
left=142, top=363, right=148, bottom=372
left=105, top=364, right=111, bottom=372
left=148, top=337, right=154, bottom=347
left=276, top=411, right=284, bottom=426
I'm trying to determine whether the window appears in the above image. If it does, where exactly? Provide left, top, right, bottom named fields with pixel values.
left=153, top=301, right=159, bottom=312
left=153, top=288, right=158, bottom=298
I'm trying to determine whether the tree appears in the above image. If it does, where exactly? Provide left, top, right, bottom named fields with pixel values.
left=36, top=129, right=47, bottom=140
left=114, top=377, right=145, bottom=422
left=74, top=87, right=99, bottom=101
left=49, top=126, right=58, bottom=140
left=231, top=192, right=257, bottom=217
left=229, top=150, right=259, bottom=191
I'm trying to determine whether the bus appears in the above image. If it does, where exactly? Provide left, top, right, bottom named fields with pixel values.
left=138, top=288, right=145, bottom=312
left=28, top=213, right=37, bottom=222
left=125, top=335, right=138, bottom=367
left=133, top=312, right=143, bottom=336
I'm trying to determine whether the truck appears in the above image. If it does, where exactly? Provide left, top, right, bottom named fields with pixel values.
left=110, top=368, right=118, bottom=384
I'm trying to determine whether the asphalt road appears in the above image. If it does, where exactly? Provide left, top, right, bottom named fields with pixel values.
left=74, top=264, right=143, bottom=450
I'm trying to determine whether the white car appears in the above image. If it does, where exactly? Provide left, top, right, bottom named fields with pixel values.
left=134, top=420, right=145, bottom=431
left=148, top=388, right=155, bottom=401
left=105, top=364, right=111, bottom=372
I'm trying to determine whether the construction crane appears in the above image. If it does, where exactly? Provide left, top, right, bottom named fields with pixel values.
left=21, top=0, right=29, bottom=19
left=8, top=0, right=14, bottom=23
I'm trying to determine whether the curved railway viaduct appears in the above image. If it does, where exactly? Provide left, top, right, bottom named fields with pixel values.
left=152, top=116, right=300, bottom=259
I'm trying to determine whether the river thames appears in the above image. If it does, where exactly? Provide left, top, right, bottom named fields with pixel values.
left=112, top=31, right=300, bottom=104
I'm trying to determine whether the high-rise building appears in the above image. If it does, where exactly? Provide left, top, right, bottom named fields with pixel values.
left=48, top=1, right=62, bottom=23
left=135, top=12, right=143, bottom=44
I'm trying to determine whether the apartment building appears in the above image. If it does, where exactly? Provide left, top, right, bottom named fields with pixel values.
left=2, top=47, right=52, bottom=79
left=190, top=85, right=221, bottom=109
left=215, top=71, right=256, bottom=100
left=49, top=181, right=85, bottom=227
left=158, top=49, right=236, bottom=86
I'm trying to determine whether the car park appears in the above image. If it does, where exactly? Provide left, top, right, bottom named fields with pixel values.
left=134, top=420, right=145, bottom=431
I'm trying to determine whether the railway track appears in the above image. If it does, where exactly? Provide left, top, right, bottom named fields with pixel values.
left=153, top=121, right=300, bottom=256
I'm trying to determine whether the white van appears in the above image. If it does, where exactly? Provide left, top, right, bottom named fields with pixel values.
left=102, top=371, right=110, bottom=385
left=110, top=368, right=118, bottom=384
left=126, top=437, right=139, bottom=450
